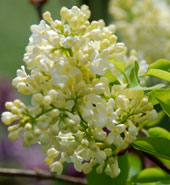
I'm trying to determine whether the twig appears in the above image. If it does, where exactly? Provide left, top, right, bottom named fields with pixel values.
left=131, top=146, right=170, bottom=174
left=82, top=0, right=90, bottom=6
left=141, top=151, right=170, bottom=174
left=0, top=168, right=87, bottom=184
left=35, top=2, right=43, bottom=21
left=29, top=0, right=48, bottom=21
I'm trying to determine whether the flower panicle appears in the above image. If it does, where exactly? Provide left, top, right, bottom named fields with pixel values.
left=1, top=5, right=156, bottom=178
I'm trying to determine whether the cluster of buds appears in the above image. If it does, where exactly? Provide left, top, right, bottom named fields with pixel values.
left=1, top=5, right=157, bottom=178
left=109, top=0, right=170, bottom=63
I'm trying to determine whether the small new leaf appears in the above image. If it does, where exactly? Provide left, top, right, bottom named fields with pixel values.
left=128, top=61, right=140, bottom=88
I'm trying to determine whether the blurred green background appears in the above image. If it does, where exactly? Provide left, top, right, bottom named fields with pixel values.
left=0, top=0, right=78, bottom=78
left=0, top=0, right=110, bottom=79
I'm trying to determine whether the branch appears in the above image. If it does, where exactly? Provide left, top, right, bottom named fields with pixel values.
left=34, top=2, right=43, bottom=21
left=141, top=151, right=170, bottom=174
left=82, top=0, right=90, bottom=6
left=29, top=0, right=48, bottom=21
left=0, top=168, right=87, bottom=185
left=130, top=146, right=170, bottom=174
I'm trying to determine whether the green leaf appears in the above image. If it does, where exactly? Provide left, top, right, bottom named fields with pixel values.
left=136, top=183, right=156, bottom=185
left=149, top=89, right=170, bottom=117
left=111, top=153, right=129, bottom=185
left=87, top=153, right=129, bottom=185
left=128, top=153, right=142, bottom=178
left=111, top=60, right=126, bottom=73
left=155, top=181, right=170, bottom=185
left=110, top=60, right=128, bottom=84
left=130, top=168, right=170, bottom=183
left=148, top=127, right=170, bottom=140
left=157, top=98, right=170, bottom=117
left=103, top=70, right=117, bottom=83
left=144, top=59, right=170, bottom=81
left=87, top=168, right=113, bottom=185
left=132, top=137, right=170, bottom=160
left=148, top=59, right=170, bottom=72
left=148, top=89, right=170, bottom=105
left=159, top=158, right=170, bottom=169
left=145, top=69, right=170, bottom=82
left=128, top=61, right=140, bottom=88
left=127, top=84, right=165, bottom=91
left=144, top=111, right=165, bottom=127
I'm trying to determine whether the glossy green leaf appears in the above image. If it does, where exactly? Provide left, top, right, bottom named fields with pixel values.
left=145, top=69, right=170, bottom=82
left=144, top=59, right=170, bottom=81
left=148, top=127, right=170, bottom=140
left=128, top=61, right=140, bottom=88
left=132, top=137, right=170, bottom=160
left=148, top=89, right=170, bottom=105
left=144, top=111, right=165, bottom=127
left=111, top=153, right=129, bottom=185
left=148, top=59, right=170, bottom=71
left=128, top=153, right=142, bottom=178
left=87, top=168, right=113, bottom=185
left=157, top=98, right=170, bottom=117
left=130, top=168, right=170, bottom=183
left=87, top=153, right=129, bottom=185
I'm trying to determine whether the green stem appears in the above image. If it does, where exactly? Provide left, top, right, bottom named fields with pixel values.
left=77, top=111, right=88, bottom=128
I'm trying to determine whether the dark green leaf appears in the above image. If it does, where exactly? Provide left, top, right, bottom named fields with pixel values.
left=132, top=137, right=170, bottom=160
left=112, top=153, right=129, bottom=185
left=87, top=153, right=129, bottom=185
left=157, top=98, right=170, bottom=117
left=87, top=168, right=113, bottom=185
